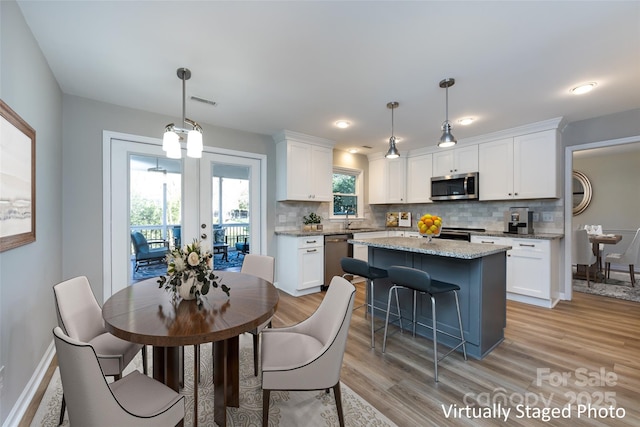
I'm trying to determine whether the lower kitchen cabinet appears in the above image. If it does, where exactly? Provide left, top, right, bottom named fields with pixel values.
left=471, top=235, right=560, bottom=308
left=352, top=231, right=389, bottom=262
left=276, top=235, right=324, bottom=296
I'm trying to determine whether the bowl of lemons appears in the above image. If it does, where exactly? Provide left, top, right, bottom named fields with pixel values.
left=417, top=214, right=442, bottom=242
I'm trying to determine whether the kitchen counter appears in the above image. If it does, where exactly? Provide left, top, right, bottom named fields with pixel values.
left=348, top=236, right=511, bottom=259
left=471, top=231, right=563, bottom=240
left=356, top=236, right=508, bottom=359
left=275, top=227, right=387, bottom=237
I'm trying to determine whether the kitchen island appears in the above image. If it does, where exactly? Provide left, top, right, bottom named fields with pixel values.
left=348, top=236, right=511, bottom=359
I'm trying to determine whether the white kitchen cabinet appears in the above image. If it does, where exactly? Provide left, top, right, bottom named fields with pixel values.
left=368, top=156, right=406, bottom=204
left=471, top=235, right=560, bottom=307
left=478, top=129, right=560, bottom=201
left=432, top=145, right=478, bottom=177
left=406, top=153, right=433, bottom=203
left=274, top=131, right=334, bottom=202
left=352, top=231, right=388, bottom=262
left=276, top=235, right=324, bottom=296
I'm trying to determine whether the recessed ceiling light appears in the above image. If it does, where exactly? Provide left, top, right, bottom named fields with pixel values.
left=458, top=117, right=475, bottom=126
left=570, top=82, right=597, bottom=95
left=335, top=120, right=351, bottom=129
left=348, top=148, right=359, bottom=154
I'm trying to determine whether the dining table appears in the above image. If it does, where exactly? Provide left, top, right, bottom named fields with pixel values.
left=576, top=234, right=623, bottom=281
left=102, top=271, right=279, bottom=427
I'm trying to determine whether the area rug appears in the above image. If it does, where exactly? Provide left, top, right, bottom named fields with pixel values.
left=573, top=270, right=639, bottom=303
left=31, top=335, right=397, bottom=427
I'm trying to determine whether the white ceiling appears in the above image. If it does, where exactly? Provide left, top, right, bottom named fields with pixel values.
left=17, top=1, right=640, bottom=155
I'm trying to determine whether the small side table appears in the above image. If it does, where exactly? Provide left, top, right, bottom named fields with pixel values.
left=213, top=243, right=229, bottom=261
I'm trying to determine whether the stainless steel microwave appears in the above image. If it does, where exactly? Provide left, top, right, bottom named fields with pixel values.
left=430, top=172, right=479, bottom=201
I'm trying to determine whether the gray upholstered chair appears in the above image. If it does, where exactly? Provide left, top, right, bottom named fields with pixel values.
left=241, top=254, right=275, bottom=376
left=573, top=228, right=598, bottom=287
left=605, top=227, right=640, bottom=286
left=53, top=276, right=147, bottom=424
left=53, top=327, right=184, bottom=427
left=261, top=276, right=356, bottom=427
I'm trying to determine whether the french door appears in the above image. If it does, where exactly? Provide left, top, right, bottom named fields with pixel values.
left=104, top=132, right=265, bottom=298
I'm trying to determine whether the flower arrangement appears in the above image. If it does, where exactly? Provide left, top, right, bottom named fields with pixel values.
left=158, top=240, right=230, bottom=307
left=302, top=212, right=322, bottom=225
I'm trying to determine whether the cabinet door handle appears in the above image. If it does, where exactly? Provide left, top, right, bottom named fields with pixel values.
left=306, top=240, right=317, bottom=244
left=519, top=243, right=535, bottom=248
left=306, top=249, right=317, bottom=253
left=480, top=240, right=495, bottom=244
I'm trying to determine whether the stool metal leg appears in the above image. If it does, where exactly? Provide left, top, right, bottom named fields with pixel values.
left=369, top=278, right=375, bottom=348
left=382, top=285, right=405, bottom=353
left=453, top=290, right=467, bottom=360
left=412, top=290, right=417, bottom=337
left=431, top=295, right=439, bottom=381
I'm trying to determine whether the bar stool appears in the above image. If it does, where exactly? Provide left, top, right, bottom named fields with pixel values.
left=382, top=266, right=467, bottom=382
left=340, top=257, right=389, bottom=348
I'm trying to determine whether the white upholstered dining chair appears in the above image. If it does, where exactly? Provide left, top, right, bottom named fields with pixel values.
left=241, top=254, right=276, bottom=376
left=53, top=276, right=147, bottom=424
left=53, top=326, right=184, bottom=427
left=261, top=276, right=356, bottom=427
left=605, top=227, right=640, bottom=287
left=573, top=228, right=597, bottom=287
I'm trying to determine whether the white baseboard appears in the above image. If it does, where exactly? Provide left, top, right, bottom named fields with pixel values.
left=2, top=340, right=55, bottom=427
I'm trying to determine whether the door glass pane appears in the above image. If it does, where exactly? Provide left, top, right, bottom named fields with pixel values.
left=211, top=163, right=250, bottom=269
left=129, top=155, right=181, bottom=283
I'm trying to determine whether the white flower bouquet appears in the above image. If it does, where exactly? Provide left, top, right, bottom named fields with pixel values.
left=158, top=240, right=230, bottom=307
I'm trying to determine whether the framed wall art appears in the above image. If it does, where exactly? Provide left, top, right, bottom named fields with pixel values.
left=0, top=99, right=36, bottom=252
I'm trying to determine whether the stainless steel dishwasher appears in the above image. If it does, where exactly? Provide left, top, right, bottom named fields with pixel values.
left=323, top=234, right=353, bottom=290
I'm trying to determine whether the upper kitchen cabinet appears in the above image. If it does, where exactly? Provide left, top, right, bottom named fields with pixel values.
left=432, top=145, right=478, bottom=177
left=479, top=129, right=561, bottom=201
left=368, top=154, right=406, bottom=204
left=406, top=153, right=433, bottom=203
left=274, top=130, right=335, bottom=202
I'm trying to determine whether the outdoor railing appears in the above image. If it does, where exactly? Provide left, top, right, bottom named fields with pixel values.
left=131, top=223, right=249, bottom=253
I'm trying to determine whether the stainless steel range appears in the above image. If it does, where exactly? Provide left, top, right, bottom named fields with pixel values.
left=437, top=227, right=486, bottom=242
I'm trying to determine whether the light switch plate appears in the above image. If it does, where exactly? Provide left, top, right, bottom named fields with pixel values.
left=542, top=212, right=554, bottom=222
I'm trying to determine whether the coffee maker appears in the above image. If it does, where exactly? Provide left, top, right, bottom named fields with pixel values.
left=504, top=207, right=534, bottom=235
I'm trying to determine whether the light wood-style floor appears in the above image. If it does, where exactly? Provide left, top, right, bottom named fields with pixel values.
left=21, top=282, right=640, bottom=426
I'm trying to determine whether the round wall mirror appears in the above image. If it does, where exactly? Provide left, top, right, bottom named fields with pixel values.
left=572, top=170, right=592, bottom=215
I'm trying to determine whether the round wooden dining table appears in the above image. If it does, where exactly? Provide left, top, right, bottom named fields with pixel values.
left=102, top=271, right=279, bottom=427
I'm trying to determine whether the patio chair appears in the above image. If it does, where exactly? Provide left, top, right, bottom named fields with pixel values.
left=235, top=236, right=249, bottom=258
left=131, top=231, right=169, bottom=271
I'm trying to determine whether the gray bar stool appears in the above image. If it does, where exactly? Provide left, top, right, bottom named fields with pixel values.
left=382, top=265, right=467, bottom=382
left=340, top=257, right=389, bottom=348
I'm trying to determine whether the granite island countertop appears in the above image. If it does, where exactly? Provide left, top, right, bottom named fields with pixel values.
left=348, top=236, right=511, bottom=260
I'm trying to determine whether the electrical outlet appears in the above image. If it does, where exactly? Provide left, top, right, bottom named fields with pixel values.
left=278, top=214, right=286, bottom=223
left=532, top=213, right=539, bottom=222
left=542, top=212, right=554, bottom=222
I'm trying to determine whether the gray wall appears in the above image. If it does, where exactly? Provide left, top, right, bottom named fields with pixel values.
left=62, top=95, right=277, bottom=301
left=563, top=108, right=640, bottom=147
left=0, top=1, right=63, bottom=424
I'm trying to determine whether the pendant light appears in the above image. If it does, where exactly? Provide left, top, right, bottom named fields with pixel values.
left=162, top=68, right=203, bottom=159
left=438, top=78, right=457, bottom=148
left=385, top=101, right=400, bottom=159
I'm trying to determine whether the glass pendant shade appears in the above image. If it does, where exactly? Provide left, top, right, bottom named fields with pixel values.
left=385, top=136, right=400, bottom=159
left=163, top=129, right=179, bottom=152
left=187, top=130, right=203, bottom=158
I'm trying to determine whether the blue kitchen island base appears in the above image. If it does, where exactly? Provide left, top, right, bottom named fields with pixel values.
left=365, top=242, right=507, bottom=359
